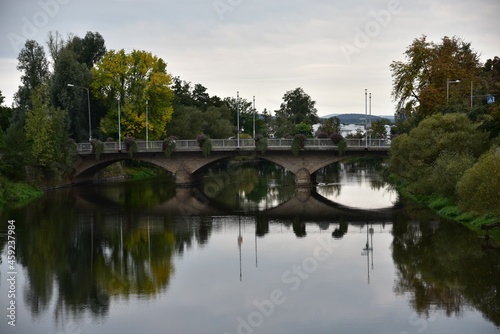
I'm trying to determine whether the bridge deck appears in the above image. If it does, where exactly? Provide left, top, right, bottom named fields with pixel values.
left=77, top=138, right=390, bottom=154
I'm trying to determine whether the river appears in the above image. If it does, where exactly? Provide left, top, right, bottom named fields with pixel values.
left=0, top=159, right=499, bottom=334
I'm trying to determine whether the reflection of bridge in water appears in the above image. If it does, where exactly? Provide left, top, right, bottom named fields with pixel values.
left=73, top=186, right=403, bottom=224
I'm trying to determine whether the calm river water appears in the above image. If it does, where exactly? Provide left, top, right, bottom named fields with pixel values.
left=0, top=160, right=499, bottom=334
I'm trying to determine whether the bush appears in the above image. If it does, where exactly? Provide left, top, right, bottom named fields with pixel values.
left=329, top=133, right=346, bottom=155
left=163, top=136, right=177, bottom=157
left=426, top=151, right=475, bottom=198
left=196, top=134, right=208, bottom=147
left=124, top=137, right=137, bottom=157
left=330, top=132, right=343, bottom=144
left=255, top=136, right=268, bottom=154
left=338, top=139, right=347, bottom=155
left=457, top=148, right=500, bottom=215
left=291, top=134, right=306, bottom=156
left=316, top=131, right=329, bottom=139
left=202, top=138, right=212, bottom=157
left=90, top=139, right=104, bottom=160
left=389, top=113, right=490, bottom=186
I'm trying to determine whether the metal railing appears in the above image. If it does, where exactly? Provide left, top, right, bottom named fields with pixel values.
left=76, top=138, right=390, bottom=154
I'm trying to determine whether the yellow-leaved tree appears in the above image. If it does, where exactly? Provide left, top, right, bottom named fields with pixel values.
left=91, top=49, right=174, bottom=140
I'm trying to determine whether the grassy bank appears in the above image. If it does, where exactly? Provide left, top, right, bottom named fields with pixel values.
left=390, top=175, right=500, bottom=242
left=96, top=161, right=165, bottom=181
left=0, top=179, right=43, bottom=209
left=123, top=164, right=165, bottom=180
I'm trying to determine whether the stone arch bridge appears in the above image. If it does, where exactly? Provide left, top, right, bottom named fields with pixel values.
left=72, top=138, right=390, bottom=186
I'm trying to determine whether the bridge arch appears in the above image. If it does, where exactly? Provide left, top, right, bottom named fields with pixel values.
left=72, top=147, right=388, bottom=186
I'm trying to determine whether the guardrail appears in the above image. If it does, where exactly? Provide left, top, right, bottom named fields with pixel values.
left=76, top=138, right=390, bottom=154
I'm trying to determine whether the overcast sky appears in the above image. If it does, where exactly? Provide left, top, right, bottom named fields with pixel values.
left=1, top=0, right=499, bottom=116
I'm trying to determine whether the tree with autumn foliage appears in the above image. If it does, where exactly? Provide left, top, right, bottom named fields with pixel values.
left=91, top=49, right=174, bottom=140
left=390, top=35, right=481, bottom=120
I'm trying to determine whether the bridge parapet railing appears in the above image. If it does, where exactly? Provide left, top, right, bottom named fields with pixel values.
left=174, top=140, right=199, bottom=151
left=304, top=139, right=334, bottom=147
left=267, top=139, right=293, bottom=148
left=344, top=139, right=390, bottom=147
left=76, top=138, right=390, bottom=154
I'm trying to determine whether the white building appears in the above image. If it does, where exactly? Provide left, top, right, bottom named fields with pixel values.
left=339, top=124, right=365, bottom=137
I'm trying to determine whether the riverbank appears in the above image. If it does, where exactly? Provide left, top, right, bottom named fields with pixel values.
left=96, top=161, right=165, bottom=181
left=390, top=175, right=500, bottom=242
left=0, top=163, right=165, bottom=210
left=0, top=179, right=43, bottom=209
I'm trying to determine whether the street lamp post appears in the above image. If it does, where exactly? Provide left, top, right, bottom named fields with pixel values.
left=237, top=91, right=240, bottom=148
left=446, top=79, right=460, bottom=104
left=146, top=100, right=149, bottom=150
left=67, top=83, right=92, bottom=141
left=117, top=94, right=121, bottom=152
left=369, top=93, right=372, bottom=146
left=253, top=95, right=256, bottom=139
left=364, top=89, right=368, bottom=149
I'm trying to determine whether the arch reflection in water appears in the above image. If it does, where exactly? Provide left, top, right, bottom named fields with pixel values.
left=316, top=161, right=399, bottom=210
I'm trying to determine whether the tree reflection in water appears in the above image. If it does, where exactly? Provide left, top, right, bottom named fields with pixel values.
left=391, top=201, right=500, bottom=326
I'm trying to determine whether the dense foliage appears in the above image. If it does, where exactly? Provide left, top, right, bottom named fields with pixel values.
left=389, top=36, right=500, bottom=218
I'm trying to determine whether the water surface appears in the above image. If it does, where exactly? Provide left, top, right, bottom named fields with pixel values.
left=0, top=161, right=498, bottom=334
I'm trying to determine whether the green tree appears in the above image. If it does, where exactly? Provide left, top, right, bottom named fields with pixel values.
left=0, top=122, right=30, bottom=181
left=50, top=46, right=91, bottom=140
left=25, top=84, right=70, bottom=180
left=389, top=113, right=490, bottom=195
left=14, top=40, right=49, bottom=115
left=370, top=119, right=391, bottom=139
left=457, top=148, right=500, bottom=215
left=0, top=90, right=13, bottom=131
left=293, top=122, right=313, bottom=137
left=204, top=105, right=234, bottom=139
left=276, top=87, right=318, bottom=125
left=91, top=49, right=174, bottom=140
left=317, top=117, right=340, bottom=136
left=271, top=112, right=294, bottom=138
left=49, top=31, right=106, bottom=141
left=167, top=106, right=204, bottom=139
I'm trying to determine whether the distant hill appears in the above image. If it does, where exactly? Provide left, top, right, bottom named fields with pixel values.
left=321, top=113, right=394, bottom=124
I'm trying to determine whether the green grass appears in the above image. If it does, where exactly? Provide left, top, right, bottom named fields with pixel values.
left=388, top=174, right=500, bottom=242
left=0, top=179, right=43, bottom=209
left=123, top=165, right=164, bottom=180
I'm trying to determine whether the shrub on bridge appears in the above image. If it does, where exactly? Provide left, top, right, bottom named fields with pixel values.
left=330, top=133, right=346, bottom=155
left=255, top=135, right=268, bottom=154
left=197, top=134, right=212, bottom=157
left=291, top=134, right=306, bottom=156
left=124, top=137, right=137, bottom=157
left=163, top=136, right=177, bottom=157
left=90, top=139, right=104, bottom=160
